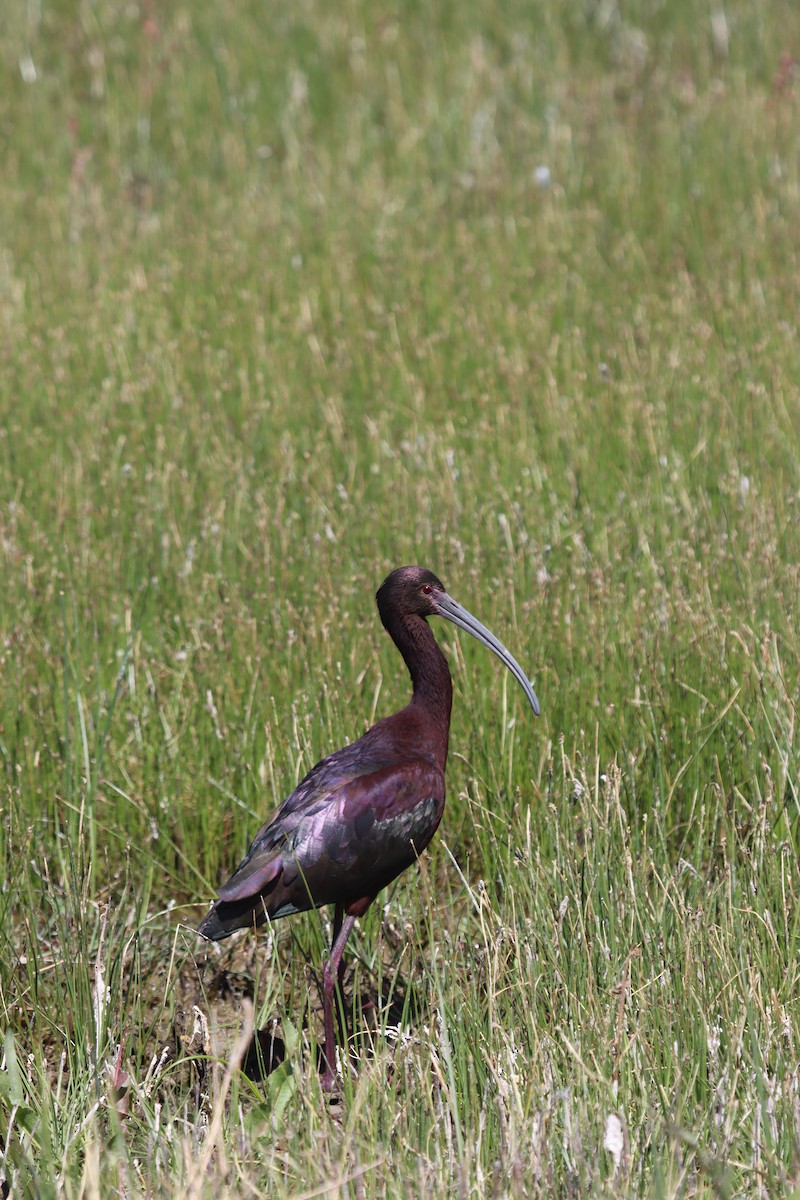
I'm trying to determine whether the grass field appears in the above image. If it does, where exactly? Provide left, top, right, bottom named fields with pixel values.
left=2, top=0, right=800, bottom=1195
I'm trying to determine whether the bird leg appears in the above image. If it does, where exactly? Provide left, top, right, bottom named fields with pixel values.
left=330, top=903, right=347, bottom=992
left=320, top=904, right=357, bottom=1092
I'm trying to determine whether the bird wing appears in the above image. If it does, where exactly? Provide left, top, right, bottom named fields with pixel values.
left=289, top=756, right=446, bottom=903
left=201, top=753, right=444, bottom=935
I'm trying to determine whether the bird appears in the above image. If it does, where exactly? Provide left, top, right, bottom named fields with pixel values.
left=198, top=566, right=540, bottom=1091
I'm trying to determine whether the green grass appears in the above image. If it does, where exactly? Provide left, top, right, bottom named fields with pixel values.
left=1, top=0, right=800, bottom=1194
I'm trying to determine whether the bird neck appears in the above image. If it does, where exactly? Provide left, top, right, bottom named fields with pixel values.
left=390, top=613, right=453, bottom=745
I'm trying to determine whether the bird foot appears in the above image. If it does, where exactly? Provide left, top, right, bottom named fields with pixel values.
left=318, top=1040, right=339, bottom=1094
left=319, top=1043, right=351, bottom=1096
left=320, top=1066, right=338, bottom=1095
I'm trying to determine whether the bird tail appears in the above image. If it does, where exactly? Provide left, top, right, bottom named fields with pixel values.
left=197, top=848, right=288, bottom=940
left=198, top=895, right=268, bottom=941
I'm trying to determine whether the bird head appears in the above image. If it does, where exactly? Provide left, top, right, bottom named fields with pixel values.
left=376, top=566, right=540, bottom=717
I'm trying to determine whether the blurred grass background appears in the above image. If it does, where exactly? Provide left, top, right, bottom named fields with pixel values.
left=1, top=0, right=799, bottom=1195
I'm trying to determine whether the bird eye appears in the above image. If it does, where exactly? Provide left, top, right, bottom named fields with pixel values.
left=422, top=584, right=433, bottom=595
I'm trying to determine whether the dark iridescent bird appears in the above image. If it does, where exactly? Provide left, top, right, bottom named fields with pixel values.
left=198, top=566, right=540, bottom=1091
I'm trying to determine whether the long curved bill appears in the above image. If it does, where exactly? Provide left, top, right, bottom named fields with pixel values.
left=437, top=592, right=541, bottom=717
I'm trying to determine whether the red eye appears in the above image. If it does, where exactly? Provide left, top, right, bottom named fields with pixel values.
left=422, top=584, right=433, bottom=595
